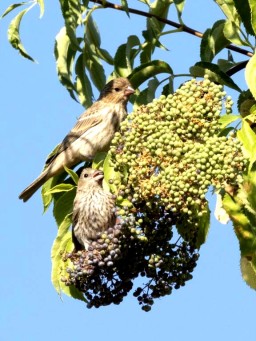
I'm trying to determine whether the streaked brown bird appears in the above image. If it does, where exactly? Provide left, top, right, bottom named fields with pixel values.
left=72, top=168, right=116, bottom=251
left=19, top=77, right=135, bottom=202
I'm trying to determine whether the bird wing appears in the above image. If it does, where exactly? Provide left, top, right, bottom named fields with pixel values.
left=46, top=103, right=104, bottom=165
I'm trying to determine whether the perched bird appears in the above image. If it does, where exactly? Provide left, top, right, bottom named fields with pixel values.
left=72, top=168, right=116, bottom=251
left=19, top=77, right=135, bottom=202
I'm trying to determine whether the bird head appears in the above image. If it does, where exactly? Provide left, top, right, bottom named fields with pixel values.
left=79, top=168, right=104, bottom=186
left=99, top=77, right=135, bottom=104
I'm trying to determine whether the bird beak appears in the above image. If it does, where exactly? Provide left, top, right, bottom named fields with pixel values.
left=125, top=86, right=135, bottom=96
left=93, top=170, right=104, bottom=182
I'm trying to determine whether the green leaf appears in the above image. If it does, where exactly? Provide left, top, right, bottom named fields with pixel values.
left=51, top=214, right=85, bottom=301
left=233, top=0, right=254, bottom=35
left=200, top=20, right=230, bottom=62
left=241, top=256, right=256, bottom=289
left=37, top=0, right=44, bottom=18
left=217, top=58, right=242, bottom=73
left=215, top=0, right=240, bottom=24
left=195, top=204, right=211, bottom=249
left=114, top=44, right=131, bottom=78
left=75, top=54, right=93, bottom=108
left=84, top=16, right=106, bottom=91
left=121, top=0, right=130, bottom=17
left=114, top=35, right=141, bottom=77
left=223, top=19, right=250, bottom=46
left=51, top=213, right=72, bottom=291
left=237, top=119, right=256, bottom=168
left=190, top=62, right=241, bottom=92
left=218, top=114, right=240, bottom=129
left=63, top=166, right=79, bottom=185
left=176, top=202, right=210, bottom=249
left=1, top=2, right=26, bottom=18
left=222, top=173, right=256, bottom=262
left=134, top=78, right=160, bottom=107
left=148, top=0, right=173, bottom=33
left=92, top=152, right=107, bottom=170
left=245, top=53, right=256, bottom=101
left=45, top=183, right=75, bottom=195
left=55, top=27, right=78, bottom=102
left=53, top=188, right=76, bottom=226
left=173, top=0, right=186, bottom=20
left=248, top=0, right=256, bottom=35
left=59, top=0, right=82, bottom=49
left=41, top=173, right=67, bottom=213
left=8, top=8, right=35, bottom=61
left=129, top=60, right=173, bottom=89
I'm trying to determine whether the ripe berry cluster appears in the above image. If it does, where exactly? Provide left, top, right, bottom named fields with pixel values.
left=63, top=206, right=199, bottom=311
left=62, top=77, right=245, bottom=311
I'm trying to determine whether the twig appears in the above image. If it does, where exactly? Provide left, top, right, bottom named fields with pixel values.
left=91, top=0, right=253, bottom=58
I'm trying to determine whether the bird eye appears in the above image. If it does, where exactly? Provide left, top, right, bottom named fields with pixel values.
left=84, top=173, right=88, bottom=178
left=114, top=87, right=121, bottom=92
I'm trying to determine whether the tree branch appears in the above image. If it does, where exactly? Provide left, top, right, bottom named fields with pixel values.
left=91, top=0, right=253, bottom=58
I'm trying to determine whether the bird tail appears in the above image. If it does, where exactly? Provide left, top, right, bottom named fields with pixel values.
left=19, top=171, right=49, bottom=202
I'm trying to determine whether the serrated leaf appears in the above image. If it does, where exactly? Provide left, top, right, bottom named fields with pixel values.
left=173, top=0, right=185, bottom=20
left=200, top=20, right=230, bottom=62
left=114, top=35, right=141, bottom=77
left=233, top=0, right=254, bottom=35
left=121, top=0, right=130, bottom=17
left=51, top=214, right=85, bottom=301
left=223, top=19, right=250, bottom=46
left=222, top=184, right=256, bottom=258
left=176, top=203, right=210, bottom=249
left=84, top=17, right=106, bottom=91
left=63, top=166, right=79, bottom=185
left=190, top=62, right=241, bottom=92
left=241, top=256, right=256, bottom=290
left=51, top=213, right=72, bottom=279
left=195, top=204, right=211, bottom=249
left=83, top=46, right=106, bottom=92
left=134, top=78, right=160, bottom=107
left=114, top=44, right=131, bottom=78
left=218, top=114, right=240, bottom=129
left=55, top=27, right=78, bottom=102
left=75, top=54, right=93, bottom=108
left=59, top=0, right=82, bottom=49
left=37, top=0, right=44, bottom=18
left=8, top=8, right=35, bottom=61
left=1, top=2, right=26, bottom=18
left=95, top=47, right=113, bottom=65
left=245, top=53, right=256, bottom=101
left=129, top=60, right=173, bottom=89
left=248, top=0, right=256, bottom=35
left=215, top=0, right=240, bottom=24
left=45, top=183, right=75, bottom=195
left=53, top=188, right=76, bottom=226
left=92, top=152, right=107, bottom=170
left=148, top=0, right=173, bottom=33
left=237, top=119, right=256, bottom=168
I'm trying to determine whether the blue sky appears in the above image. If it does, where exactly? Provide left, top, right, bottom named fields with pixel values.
left=1, top=1, right=255, bottom=340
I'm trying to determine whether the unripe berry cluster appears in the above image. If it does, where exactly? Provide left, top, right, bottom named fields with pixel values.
left=109, top=77, right=244, bottom=215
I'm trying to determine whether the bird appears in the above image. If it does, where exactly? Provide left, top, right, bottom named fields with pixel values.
left=72, top=168, right=116, bottom=251
left=19, top=77, right=135, bottom=202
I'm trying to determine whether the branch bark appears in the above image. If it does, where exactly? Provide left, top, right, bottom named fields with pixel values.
left=91, top=0, right=253, bottom=58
